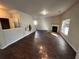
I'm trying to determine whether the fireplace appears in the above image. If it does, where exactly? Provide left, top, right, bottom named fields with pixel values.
left=0, top=18, right=10, bottom=29
left=52, top=25, right=59, bottom=32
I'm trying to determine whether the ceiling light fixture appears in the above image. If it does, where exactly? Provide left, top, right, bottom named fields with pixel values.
left=40, top=9, right=48, bottom=15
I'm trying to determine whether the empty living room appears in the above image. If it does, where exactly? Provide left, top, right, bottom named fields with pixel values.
left=0, top=0, right=79, bottom=59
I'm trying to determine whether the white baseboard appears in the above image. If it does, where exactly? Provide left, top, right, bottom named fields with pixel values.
left=59, top=32, right=77, bottom=52
left=1, top=35, right=25, bottom=49
left=1, top=31, right=35, bottom=49
left=76, top=52, right=79, bottom=59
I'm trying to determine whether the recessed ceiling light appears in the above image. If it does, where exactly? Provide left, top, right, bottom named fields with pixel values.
left=40, top=9, right=48, bottom=15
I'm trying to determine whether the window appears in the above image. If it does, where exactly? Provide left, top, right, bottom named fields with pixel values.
left=61, top=19, right=70, bottom=35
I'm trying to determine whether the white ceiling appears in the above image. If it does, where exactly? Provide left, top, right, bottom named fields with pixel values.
left=0, top=0, right=78, bottom=17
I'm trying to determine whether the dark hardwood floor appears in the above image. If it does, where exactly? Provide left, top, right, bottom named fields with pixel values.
left=0, top=30, right=76, bottom=59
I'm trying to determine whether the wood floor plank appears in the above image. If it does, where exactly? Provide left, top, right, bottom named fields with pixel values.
left=0, top=30, right=76, bottom=59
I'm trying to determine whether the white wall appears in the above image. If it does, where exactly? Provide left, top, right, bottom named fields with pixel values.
left=19, top=11, right=35, bottom=31
left=0, top=31, right=5, bottom=48
left=37, top=17, right=49, bottom=30
left=37, top=16, right=61, bottom=31
left=0, top=11, right=36, bottom=49
left=0, top=28, right=25, bottom=49
left=61, top=2, right=79, bottom=59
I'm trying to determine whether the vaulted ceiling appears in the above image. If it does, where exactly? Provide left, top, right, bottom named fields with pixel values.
left=0, top=0, right=78, bottom=17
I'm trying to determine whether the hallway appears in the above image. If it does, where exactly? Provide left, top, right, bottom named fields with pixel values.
left=0, top=30, right=76, bottom=59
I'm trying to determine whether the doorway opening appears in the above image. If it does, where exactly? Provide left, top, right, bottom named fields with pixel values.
left=0, top=18, right=10, bottom=29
